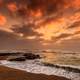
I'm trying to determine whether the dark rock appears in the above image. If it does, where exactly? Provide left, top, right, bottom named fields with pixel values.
left=8, top=57, right=26, bottom=61
left=23, top=53, right=41, bottom=60
left=0, top=53, right=22, bottom=56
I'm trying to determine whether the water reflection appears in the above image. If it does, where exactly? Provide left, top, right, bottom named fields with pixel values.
left=41, top=52, right=59, bottom=63
left=40, top=52, right=80, bottom=66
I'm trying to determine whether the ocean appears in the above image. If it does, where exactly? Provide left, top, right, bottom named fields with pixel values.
left=0, top=52, right=80, bottom=80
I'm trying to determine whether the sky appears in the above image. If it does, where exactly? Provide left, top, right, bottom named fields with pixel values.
left=0, top=0, right=80, bottom=52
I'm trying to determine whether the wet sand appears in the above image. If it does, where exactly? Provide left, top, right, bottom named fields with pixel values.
left=0, top=65, right=70, bottom=80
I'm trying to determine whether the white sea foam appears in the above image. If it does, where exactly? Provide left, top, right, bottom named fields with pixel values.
left=0, top=60, right=80, bottom=80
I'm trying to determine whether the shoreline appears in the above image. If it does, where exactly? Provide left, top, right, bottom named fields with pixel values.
left=1, top=60, right=80, bottom=80
left=0, top=65, right=69, bottom=80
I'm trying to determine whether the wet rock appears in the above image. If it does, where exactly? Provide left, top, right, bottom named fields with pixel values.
left=23, top=53, right=41, bottom=60
left=8, top=57, right=26, bottom=61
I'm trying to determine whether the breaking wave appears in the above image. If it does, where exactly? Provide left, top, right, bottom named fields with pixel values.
left=0, top=59, right=80, bottom=80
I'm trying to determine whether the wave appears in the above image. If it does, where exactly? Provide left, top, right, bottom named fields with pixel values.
left=0, top=60, right=80, bottom=80
left=42, top=62, right=80, bottom=73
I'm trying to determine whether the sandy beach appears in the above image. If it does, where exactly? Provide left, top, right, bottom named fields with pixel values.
left=0, top=65, right=70, bottom=80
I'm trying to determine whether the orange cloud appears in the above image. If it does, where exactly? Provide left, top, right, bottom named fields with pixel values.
left=73, top=0, right=80, bottom=8
left=7, top=3, right=17, bottom=12
left=36, top=20, right=64, bottom=40
left=0, top=0, right=3, bottom=6
left=0, top=15, right=7, bottom=26
left=0, top=0, right=80, bottom=44
left=31, top=9, right=43, bottom=18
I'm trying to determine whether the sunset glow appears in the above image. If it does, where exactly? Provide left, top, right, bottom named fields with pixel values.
left=7, top=3, right=17, bottom=12
left=0, top=15, right=6, bottom=26
left=0, top=0, right=80, bottom=51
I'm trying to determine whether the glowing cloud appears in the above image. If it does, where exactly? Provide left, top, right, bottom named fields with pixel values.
left=7, top=3, right=17, bottom=12
left=0, top=0, right=80, bottom=48
left=0, top=14, right=7, bottom=26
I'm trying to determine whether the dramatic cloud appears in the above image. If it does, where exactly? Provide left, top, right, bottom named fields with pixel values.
left=54, top=33, right=72, bottom=40
left=0, top=29, right=44, bottom=50
left=68, top=21, right=80, bottom=29
left=11, top=24, right=42, bottom=38
left=7, top=2, right=17, bottom=12
left=0, top=14, right=7, bottom=25
left=0, top=0, right=80, bottom=51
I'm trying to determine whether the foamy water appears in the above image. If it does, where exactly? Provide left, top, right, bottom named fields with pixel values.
left=0, top=60, right=80, bottom=80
